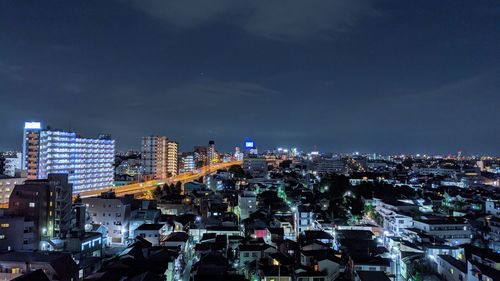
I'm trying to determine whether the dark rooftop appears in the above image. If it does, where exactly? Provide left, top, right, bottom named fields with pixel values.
left=135, top=224, right=165, bottom=231
left=438, top=255, right=467, bottom=273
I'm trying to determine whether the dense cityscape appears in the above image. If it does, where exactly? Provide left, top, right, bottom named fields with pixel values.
left=1, top=1, right=499, bottom=281
left=0, top=121, right=497, bottom=281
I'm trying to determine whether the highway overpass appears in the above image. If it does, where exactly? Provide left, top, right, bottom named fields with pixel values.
left=77, top=160, right=242, bottom=199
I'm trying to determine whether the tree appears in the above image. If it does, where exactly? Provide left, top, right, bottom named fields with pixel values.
left=412, top=272, right=423, bottom=281
left=409, top=258, right=432, bottom=281
left=174, top=181, right=182, bottom=194
left=279, top=160, right=292, bottom=169
left=154, top=186, right=163, bottom=198
left=364, top=203, right=375, bottom=220
left=228, top=165, right=245, bottom=178
left=162, top=183, right=170, bottom=195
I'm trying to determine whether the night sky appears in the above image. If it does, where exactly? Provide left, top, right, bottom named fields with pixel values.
left=1, top=1, right=499, bottom=154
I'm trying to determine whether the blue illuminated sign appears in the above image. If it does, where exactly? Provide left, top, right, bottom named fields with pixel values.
left=244, top=140, right=255, bottom=148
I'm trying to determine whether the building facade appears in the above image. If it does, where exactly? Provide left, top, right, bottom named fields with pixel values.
left=82, top=192, right=131, bottom=246
left=207, top=140, right=217, bottom=165
left=0, top=177, right=26, bottom=205
left=238, top=191, right=256, bottom=220
left=22, top=121, right=42, bottom=179
left=1, top=152, right=22, bottom=177
left=180, top=153, right=195, bottom=173
left=141, top=136, right=178, bottom=179
left=22, top=122, right=115, bottom=193
left=243, top=158, right=268, bottom=178
left=413, top=218, right=471, bottom=246
left=8, top=174, right=73, bottom=243
left=0, top=216, right=36, bottom=251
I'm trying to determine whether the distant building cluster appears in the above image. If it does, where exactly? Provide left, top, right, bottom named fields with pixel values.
left=0, top=124, right=499, bottom=281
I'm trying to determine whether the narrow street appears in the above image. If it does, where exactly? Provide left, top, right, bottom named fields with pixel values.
left=182, top=259, right=193, bottom=281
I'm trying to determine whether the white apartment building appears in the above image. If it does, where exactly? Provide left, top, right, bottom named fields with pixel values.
left=374, top=199, right=419, bottom=236
left=238, top=191, right=256, bottom=220
left=22, top=122, right=115, bottom=193
left=2, top=153, right=22, bottom=177
left=295, top=205, right=315, bottom=235
left=385, top=214, right=413, bottom=237
left=413, top=218, right=471, bottom=246
left=134, top=223, right=169, bottom=246
left=486, top=200, right=500, bottom=218
left=141, top=136, right=178, bottom=178
left=82, top=194, right=131, bottom=245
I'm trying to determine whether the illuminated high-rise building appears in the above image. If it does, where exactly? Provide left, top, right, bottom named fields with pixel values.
left=166, top=140, right=178, bottom=176
left=22, top=122, right=42, bottom=179
left=234, top=147, right=244, bottom=161
left=194, top=146, right=207, bottom=168
left=207, top=140, right=216, bottom=165
left=21, top=122, right=115, bottom=192
left=180, top=153, right=195, bottom=173
left=141, top=136, right=178, bottom=178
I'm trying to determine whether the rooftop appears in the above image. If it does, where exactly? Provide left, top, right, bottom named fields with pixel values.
left=438, top=255, right=467, bottom=273
left=135, top=223, right=165, bottom=231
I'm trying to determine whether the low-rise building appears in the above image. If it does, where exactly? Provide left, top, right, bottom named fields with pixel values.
left=437, top=255, right=467, bottom=281
left=0, top=251, right=78, bottom=281
left=238, top=191, right=256, bottom=220
left=295, top=205, right=315, bottom=235
left=413, top=218, right=471, bottom=246
left=82, top=191, right=131, bottom=246
left=0, top=216, right=36, bottom=250
left=486, top=200, right=500, bottom=218
left=134, top=223, right=169, bottom=246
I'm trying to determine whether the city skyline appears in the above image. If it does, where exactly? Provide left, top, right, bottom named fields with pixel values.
left=1, top=1, right=499, bottom=154
left=0, top=120, right=499, bottom=157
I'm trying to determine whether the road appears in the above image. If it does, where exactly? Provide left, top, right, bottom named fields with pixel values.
left=77, top=161, right=242, bottom=198
left=182, top=259, right=193, bottom=281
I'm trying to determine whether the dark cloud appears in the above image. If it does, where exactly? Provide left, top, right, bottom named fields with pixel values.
left=126, top=0, right=376, bottom=40
left=0, top=0, right=499, bottom=154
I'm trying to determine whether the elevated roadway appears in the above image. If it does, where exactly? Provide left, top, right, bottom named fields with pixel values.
left=77, top=161, right=242, bottom=198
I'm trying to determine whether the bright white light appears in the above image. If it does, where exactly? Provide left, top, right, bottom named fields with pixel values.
left=24, top=122, right=41, bottom=130
left=245, top=141, right=255, bottom=148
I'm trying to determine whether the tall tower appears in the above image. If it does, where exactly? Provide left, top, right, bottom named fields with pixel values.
left=142, top=136, right=178, bottom=178
left=22, top=122, right=42, bottom=179
left=166, top=140, right=178, bottom=177
left=207, top=140, right=216, bottom=165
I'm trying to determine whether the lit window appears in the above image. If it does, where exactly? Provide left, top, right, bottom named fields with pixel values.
left=29, top=202, right=35, bottom=208
left=1, top=224, right=9, bottom=228
left=0, top=235, right=5, bottom=240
